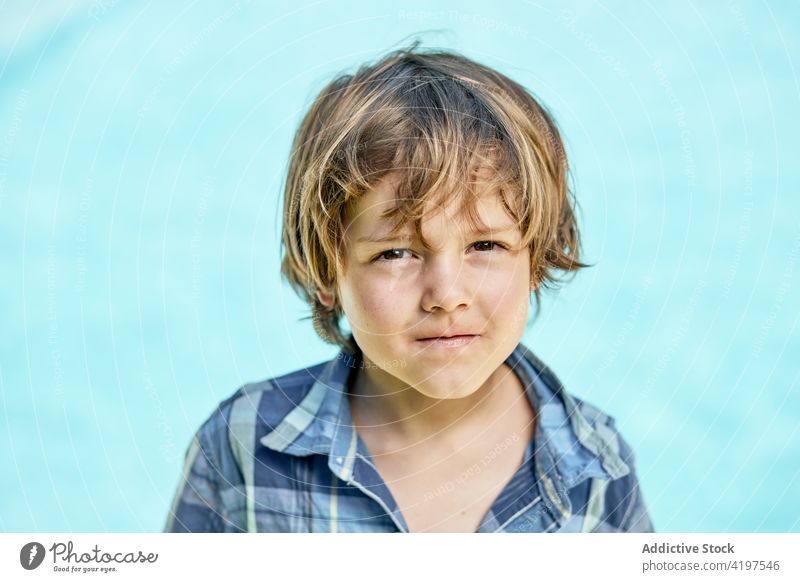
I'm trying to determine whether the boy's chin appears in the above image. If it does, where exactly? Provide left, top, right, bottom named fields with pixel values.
left=418, top=386, right=481, bottom=401
left=405, top=374, right=485, bottom=401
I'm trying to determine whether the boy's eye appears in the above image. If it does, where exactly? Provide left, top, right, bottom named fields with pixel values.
left=373, top=241, right=505, bottom=262
left=473, top=241, right=503, bottom=252
left=375, top=249, right=411, bottom=262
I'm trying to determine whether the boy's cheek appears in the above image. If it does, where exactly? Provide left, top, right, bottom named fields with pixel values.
left=341, top=284, right=411, bottom=334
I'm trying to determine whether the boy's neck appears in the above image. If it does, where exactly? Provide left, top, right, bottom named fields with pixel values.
left=347, top=357, right=529, bottom=452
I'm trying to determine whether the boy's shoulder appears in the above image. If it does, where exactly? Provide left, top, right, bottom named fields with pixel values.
left=515, top=343, right=637, bottom=467
left=514, top=349, right=652, bottom=531
left=571, top=393, right=638, bottom=469
left=223, top=359, right=330, bottom=410
left=191, top=358, right=333, bottom=458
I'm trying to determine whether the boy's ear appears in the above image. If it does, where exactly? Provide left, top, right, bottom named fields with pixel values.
left=316, top=288, right=335, bottom=309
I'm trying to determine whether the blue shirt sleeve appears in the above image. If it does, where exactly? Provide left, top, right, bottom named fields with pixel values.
left=617, top=463, right=654, bottom=532
left=163, top=428, right=226, bottom=533
left=610, top=434, right=655, bottom=533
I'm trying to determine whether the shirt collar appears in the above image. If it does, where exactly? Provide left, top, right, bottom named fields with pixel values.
left=259, top=340, right=631, bottom=519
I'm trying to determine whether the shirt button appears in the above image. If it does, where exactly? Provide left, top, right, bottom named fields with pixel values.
left=336, top=457, right=344, bottom=464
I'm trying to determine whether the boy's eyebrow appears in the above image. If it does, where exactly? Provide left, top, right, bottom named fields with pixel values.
left=356, top=223, right=518, bottom=244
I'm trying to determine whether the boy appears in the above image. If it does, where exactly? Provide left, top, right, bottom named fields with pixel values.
left=165, top=42, right=653, bottom=533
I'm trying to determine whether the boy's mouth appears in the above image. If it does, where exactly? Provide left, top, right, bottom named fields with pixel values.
left=415, top=334, right=480, bottom=348
left=416, top=326, right=480, bottom=341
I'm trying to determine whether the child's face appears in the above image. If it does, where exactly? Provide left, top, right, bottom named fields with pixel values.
left=317, top=173, right=532, bottom=400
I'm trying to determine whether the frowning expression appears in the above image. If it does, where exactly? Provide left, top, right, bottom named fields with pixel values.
left=317, top=174, right=533, bottom=399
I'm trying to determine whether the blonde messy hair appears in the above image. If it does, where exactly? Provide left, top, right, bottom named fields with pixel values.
left=280, top=41, right=589, bottom=353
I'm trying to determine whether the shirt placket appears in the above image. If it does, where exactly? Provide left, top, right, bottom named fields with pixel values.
left=327, top=390, right=409, bottom=533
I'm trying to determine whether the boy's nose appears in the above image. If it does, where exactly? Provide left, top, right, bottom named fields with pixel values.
left=419, top=255, right=473, bottom=313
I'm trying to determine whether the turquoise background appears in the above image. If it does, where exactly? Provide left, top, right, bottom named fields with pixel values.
left=1, top=1, right=798, bottom=532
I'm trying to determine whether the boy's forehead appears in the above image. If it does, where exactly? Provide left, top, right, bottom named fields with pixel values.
left=344, top=174, right=513, bottom=235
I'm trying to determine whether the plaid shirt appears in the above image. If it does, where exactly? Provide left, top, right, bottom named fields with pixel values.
left=165, top=341, right=654, bottom=533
